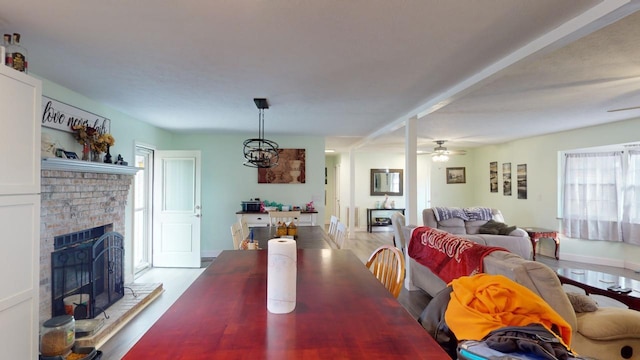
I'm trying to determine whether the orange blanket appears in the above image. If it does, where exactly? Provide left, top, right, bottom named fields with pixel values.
left=445, top=273, right=573, bottom=346
left=407, top=227, right=506, bottom=283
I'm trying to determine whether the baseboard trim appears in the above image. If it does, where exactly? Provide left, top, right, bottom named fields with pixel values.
left=561, top=253, right=625, bottom=268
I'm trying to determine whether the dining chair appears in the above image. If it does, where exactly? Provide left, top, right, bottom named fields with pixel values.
left=334, top=222, right=347, bottom=249
left=230, top=222, right=244, bottom=250
left=268, top=210, right=301, bottom=226
left=365, top=245, right=405, bottom=298
left=240, top=216, right=251, bottom=239
left=328, top=215, right=339, bottom=241
left=390, top=211, right=406, bottom=252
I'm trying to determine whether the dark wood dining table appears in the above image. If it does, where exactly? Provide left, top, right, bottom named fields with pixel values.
left=122, top=249, right=450, bottom=359
left=248, top=225, right=332, bottom=249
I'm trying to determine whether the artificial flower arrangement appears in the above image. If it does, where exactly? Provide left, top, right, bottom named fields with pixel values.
left=306, top=201, right=315, bottom=211
left=72, top=124, right=115, bottom=153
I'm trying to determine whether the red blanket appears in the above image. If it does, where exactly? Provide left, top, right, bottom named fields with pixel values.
left=408, top=227, right=507, bottom=283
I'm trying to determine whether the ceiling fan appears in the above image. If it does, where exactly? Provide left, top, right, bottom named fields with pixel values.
left=421, top=140, right=466, bottom=162
left=607, top=106, right=640, bottom=113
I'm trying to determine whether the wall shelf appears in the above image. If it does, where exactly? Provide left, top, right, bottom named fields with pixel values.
left=41, top=157, right=140, bottom=175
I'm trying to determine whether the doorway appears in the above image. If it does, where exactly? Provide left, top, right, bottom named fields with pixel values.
left=133, top=146, right=154, bottom=275
left=152, top=150, right=202, bottom=268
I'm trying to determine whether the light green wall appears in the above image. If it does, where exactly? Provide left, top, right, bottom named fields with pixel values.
left=36, top=72, right=640, bottom=269
left=332, top=117, right=640, bottom=269
left=171, top=133, right=326, bottom=255
left=428, top=153, right=477, bottom=209
left=37, top=75, right=175, bottom=282
left=37, top=76, right=175, bottom=159
left=36, top=75, right=325, bottom=270
left=333, top=151, right=433, bottom=228
left=458, top=118, right=640, bottom=268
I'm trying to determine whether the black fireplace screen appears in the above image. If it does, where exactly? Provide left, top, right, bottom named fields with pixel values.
left=51, top=229, right=124, bottom=318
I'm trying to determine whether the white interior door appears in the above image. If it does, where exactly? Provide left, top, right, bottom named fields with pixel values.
left=153, top=151, right=201, bottom=268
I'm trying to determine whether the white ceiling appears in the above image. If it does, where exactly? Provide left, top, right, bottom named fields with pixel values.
left=2, top=1, right=640, bottom=153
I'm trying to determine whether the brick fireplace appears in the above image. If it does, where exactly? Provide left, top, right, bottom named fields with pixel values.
left=40, top=162, right=136, bottom=324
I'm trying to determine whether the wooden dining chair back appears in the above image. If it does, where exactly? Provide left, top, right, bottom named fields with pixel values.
left=334, top=222, right=347, bottom=249
left=230, top=222, right=244, bottom=250
left=328, top=215, right=339, bottom=241
left=268, top=210, right=301, bottom=226
left=390, top=211, right=406, bottom=252
left=240, top=216, right=251, bottom=239
left=365, top=245, right=405, bottom=298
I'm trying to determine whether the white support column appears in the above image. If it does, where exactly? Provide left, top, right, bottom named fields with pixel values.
left=405, top=116, right=418, bottom=226
left=404, top=116, right=418, bottom=290
left=348, top=147, right=356, bottom=238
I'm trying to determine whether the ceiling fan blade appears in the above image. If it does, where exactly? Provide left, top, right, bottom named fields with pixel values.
left=427, top=149, right=466, bottom=156
left=607, top=106, right=640, bottom=113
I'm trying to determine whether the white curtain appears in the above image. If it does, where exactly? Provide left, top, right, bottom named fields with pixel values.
left=622, top=150, right=640, bottom=245
left=562, top=152, right=623, bottom=241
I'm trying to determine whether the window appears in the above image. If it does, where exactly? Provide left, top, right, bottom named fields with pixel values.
left=623, top=150, right=640, bottom=245
left=561, top=150, right=640, bottom=244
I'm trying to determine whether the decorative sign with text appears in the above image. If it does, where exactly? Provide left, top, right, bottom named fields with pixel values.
left=41, top=96, right=111, bottom=134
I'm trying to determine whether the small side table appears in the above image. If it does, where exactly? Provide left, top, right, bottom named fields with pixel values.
left=366, top=208, right=405, bottom=233
left=524, top=227, right=559, bottom=261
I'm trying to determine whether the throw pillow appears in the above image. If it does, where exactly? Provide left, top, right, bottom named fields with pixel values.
left=479, top=220, right=517, bottom=235
left=566, top=292, right=598, bottom=313
left=500, top=225, right=517, bottom=235
left=478, top=220, right=501, bottom=234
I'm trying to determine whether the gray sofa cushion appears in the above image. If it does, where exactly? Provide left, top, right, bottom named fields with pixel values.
left=423, top=208, right=532, bottom=259
left=465, top=220, right=488, bottom=234
left=436, top=217, right=466, bottom=234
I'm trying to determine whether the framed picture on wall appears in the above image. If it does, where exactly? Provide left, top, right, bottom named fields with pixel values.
left=64, top=151, right=79, bottom=160
left=517, top=164, right=527, bottom=199
left=503, top=162, right=512, bottom=196
left=446, top=167, right=466, bottom=184
left=257, top=149, right=306, bottom=184
left=490, top=161, right=498, bottom=192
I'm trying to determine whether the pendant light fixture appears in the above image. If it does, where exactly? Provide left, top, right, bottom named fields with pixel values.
left=243, top=98, right=279, bottom=168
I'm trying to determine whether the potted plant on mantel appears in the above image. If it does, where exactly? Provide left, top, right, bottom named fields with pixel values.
left=72, top=125, right=115, bottom=163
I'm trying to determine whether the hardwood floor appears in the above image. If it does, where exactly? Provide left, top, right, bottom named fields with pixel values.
left=98, top=227, right=640, bottom=359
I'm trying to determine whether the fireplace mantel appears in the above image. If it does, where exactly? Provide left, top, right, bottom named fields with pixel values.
left=42, top=157, right=140, bottom=175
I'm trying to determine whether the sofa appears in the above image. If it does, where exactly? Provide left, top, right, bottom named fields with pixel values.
left=423, top=207, right=533, bottom=260
left=403, top=225, right=640, bottom=360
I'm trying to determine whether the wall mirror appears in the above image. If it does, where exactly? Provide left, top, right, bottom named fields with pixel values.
left=370, top=169, right=403, bottom=196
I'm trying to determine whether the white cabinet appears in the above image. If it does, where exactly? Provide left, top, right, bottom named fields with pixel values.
left=0, top=67, right=41, bottom=359
left=0, top=68, right=40, bottom=195
left=237, top=212, right=317, bottom=227
left=238, top=213, right=271, bottom=227
left=298, top=213, right=317, bottom=226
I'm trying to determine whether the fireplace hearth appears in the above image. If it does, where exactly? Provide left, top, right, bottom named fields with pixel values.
left=51, top=226, right=124, bottom=319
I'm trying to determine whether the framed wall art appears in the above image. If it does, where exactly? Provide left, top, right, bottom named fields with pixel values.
left=517, top=164, right=527, bottom=199
left=446, top=167, right=466, bottom=184
left=489, top=161, right=498, bottom=192
left=503, top=162, right=512, bottom=196
left=258, top=148, right=306, bottom=184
